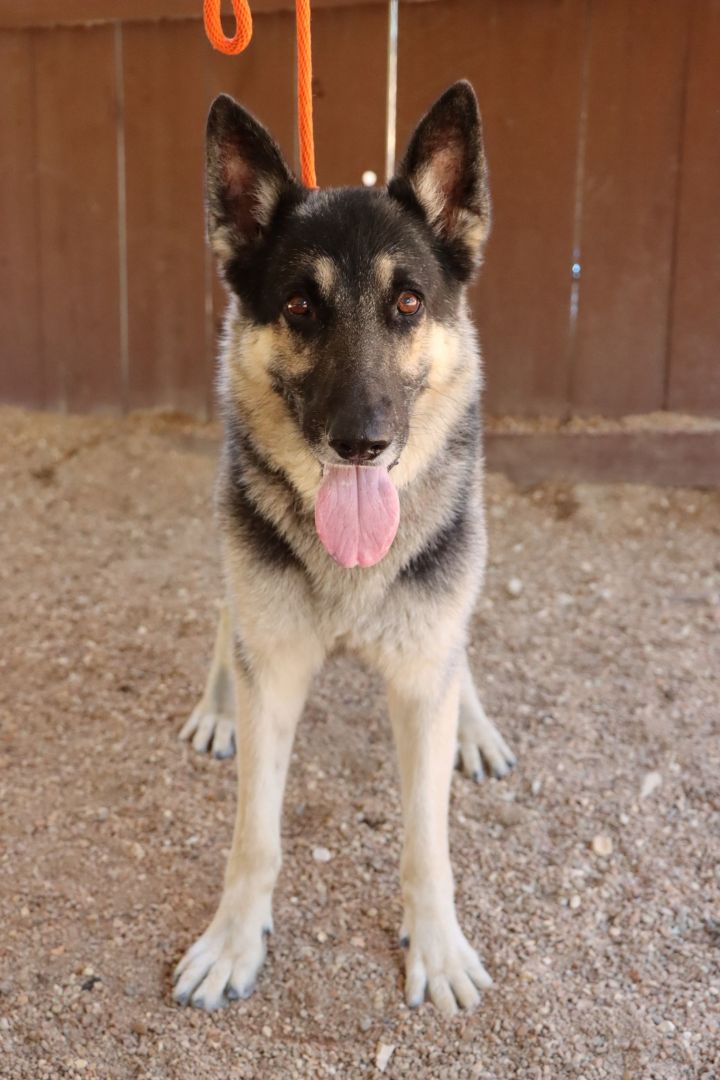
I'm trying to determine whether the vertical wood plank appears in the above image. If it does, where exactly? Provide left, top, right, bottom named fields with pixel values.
left=34, top=25, right=122, bottom=412
left=667, top=0, right=720, bottom=416
left=0, top=32, right=42, bottom=406
left=205, top=11, right=296, bottom=165
left=311, top=2, right=387, bottom=187
left=397, top=0, right=585, bottom=416
left=206, top=11, right=297, bottom=414
left=123, top=20, right=210, bottom=415
left=571, top=0, right=691, bottom=416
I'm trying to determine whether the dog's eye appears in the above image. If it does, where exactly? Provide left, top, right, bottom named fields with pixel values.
left=396, top=291, right=422, bottom=316
left=285, top=295, right=312, bottom=319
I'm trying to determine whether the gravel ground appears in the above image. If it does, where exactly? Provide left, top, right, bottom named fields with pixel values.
left=1, top=407, right=718, bottom=1080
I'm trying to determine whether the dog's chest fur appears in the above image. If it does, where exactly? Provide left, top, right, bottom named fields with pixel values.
left=216, top=329, right=487, bottom=652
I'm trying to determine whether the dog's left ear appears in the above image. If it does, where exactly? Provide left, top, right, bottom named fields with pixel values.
left=389, top=81, right=490, bottom=279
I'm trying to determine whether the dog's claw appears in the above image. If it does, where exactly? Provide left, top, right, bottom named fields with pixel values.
left=180, top=708, right=236, bottom=760
left=227, top=981, right=255, bottom=1001
left=194, top=993, right=228, bottom=1012
left=493, top=757, right=516, bottom=780
left=213, top=741, right=235, bottom=760
left=457, top=714, right=516, bottom=784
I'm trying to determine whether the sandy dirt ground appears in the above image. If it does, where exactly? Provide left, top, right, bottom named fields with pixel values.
left=0, top=407, right=718, bottom=1080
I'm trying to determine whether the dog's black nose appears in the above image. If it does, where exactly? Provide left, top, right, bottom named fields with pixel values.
left=329, top=437, right=391, bottom=463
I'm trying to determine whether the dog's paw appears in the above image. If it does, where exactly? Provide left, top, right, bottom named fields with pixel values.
left=401, top=913, right=492, bottom=1017
left=173, top=898, right=272, bottom=1011
left=179, top=704, right=235, bottom=759
left=457, top=713, right=516, bottom=782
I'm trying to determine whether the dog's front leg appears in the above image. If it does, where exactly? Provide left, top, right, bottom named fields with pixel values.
left=174, top=635, right=322, bottom=1011
left=387, top=656, right=492, bottom=1017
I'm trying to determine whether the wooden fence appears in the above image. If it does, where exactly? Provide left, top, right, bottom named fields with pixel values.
left=1, top=0, right=719, bottom=421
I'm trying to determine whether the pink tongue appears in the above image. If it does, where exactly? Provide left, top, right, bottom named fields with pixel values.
left=315, top=465, right=400, bottom=569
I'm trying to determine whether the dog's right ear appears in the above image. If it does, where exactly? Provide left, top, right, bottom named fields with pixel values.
left=206, top=94, right=299, bottom=265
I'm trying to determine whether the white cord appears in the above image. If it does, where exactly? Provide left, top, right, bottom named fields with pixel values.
left=385, top=0, right=399, bottom=181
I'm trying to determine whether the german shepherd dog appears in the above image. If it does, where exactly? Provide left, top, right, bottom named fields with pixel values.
left=174, top=81, right=515, bottom=1017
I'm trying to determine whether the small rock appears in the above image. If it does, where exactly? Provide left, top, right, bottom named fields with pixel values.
left=131, top=1020, right=147, bottom=1036
left=640, top=772, right=662, bottom=799
left=569, top=895, right=581, bottom=910
left=591, top=834, right=613, bottom=858
left=506, top=578, right=523, bottom=598
left=312, top=846, right=332, bottom=863
left=262, top=1025, right=272, bottom=1038
left=376, top=1043, right=395, bottom=1072
left=659, top=1020, right=675, bottom=1036
left=359, top=1016, right=372, bottom=1032
left=495, top=803, right=524, bottom=827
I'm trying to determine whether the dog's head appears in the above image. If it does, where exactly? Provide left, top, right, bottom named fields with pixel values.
left=207, top=82, right=490, bottom=567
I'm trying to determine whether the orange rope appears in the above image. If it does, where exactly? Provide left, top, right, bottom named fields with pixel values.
left=203, top=0, right=317, bottom=189
left=202, top=0, right=252, bottom=54
left=295, top=0, right=317, bottom=189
